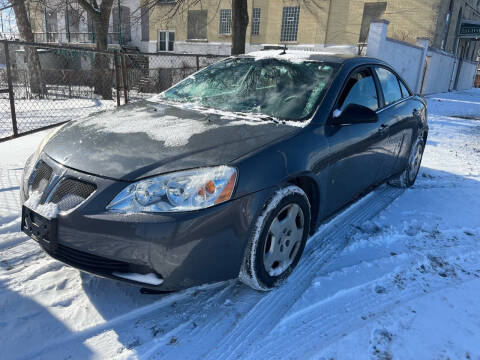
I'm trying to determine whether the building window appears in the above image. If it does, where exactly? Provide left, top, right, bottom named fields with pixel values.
left=251, top=8, right=261, bottom=35
left=158, top=31, right=175, bottom=52
left=187, top=10, right=208, bottom=40
left=219, top=9, right=232, bottom=35
left=141, top=6, right=149, bottom=41
left=280, top=6, right=300, bottom=42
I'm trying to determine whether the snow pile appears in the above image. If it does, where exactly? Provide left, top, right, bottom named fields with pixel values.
left=23, top=191, right=59, bottom=219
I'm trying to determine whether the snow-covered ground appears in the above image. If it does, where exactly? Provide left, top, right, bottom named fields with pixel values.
left=0, top=98, right=116, bottom=139
left=0, top=89, right=479, bottom=359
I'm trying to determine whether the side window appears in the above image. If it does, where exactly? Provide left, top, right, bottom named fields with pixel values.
left=338, top=68, right=379, bottom=111
left=375, top=67, right=402, bottom=106
left=399, top=80, right=410, bottom=98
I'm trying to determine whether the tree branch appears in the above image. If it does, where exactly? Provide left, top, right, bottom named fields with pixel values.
left=75, top=0, right=99, bottom=19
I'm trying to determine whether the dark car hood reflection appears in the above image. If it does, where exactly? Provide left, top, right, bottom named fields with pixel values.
left=43, top=100, right=301, bottom=181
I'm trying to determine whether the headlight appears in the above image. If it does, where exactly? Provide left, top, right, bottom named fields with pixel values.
left=106, top=166, right=237, bottom=213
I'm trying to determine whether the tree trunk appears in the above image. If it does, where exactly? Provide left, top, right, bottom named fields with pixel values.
left=93, top=20, right=113, bottom=100
left=12, top=1, right=47, bottom=98
left=231, top=0, right=249, bottom=55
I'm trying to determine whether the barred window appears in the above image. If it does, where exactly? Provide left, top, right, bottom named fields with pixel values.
left=251, top=8, right=261, bottom=35
left=158, top=31, right=175, bottom=52
left=219, top=9, right=232, bottom=35
left=280, top=6, right=300, bottom=42
left=187, top=10, right=207, bottom=40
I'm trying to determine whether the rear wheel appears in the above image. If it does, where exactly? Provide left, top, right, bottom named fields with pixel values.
left=389, top=137, right=424, bottom=188
left=239, top=186, right=311, bottom=291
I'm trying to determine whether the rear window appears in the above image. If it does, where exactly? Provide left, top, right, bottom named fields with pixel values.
left=375, top=67, right=402, bottom=106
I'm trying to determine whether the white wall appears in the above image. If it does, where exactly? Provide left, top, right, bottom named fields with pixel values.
left=366, top=21, right=426, bottom=92
left=381, top=38, right=424, bottom=90
left=421, top=48, right=456, bottom=94
left=367, top=20, right=478, bottom=94
left=456, top=60, right=478, bottom=91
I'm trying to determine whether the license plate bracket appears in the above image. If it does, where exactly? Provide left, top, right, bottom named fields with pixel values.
left=21, top=206, right=58, bottom=252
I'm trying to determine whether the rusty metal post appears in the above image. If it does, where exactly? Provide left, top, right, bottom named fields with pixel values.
left=120, top=52, right=128, bottom=104
left=113, top=52, right=121, bottom=106
left=4, top=41, right=17, bottom=136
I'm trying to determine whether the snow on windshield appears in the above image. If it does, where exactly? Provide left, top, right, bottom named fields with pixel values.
left=154, top=57, right=339, bottom=121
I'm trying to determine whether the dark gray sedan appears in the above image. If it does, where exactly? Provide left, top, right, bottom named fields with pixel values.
left=20, top=50, right=428, bottom=291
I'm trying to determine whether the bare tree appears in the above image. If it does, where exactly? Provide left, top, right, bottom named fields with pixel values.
left=231, top=0, right=248, bottom=55
left=9, top=0, right=47, bottom=97
left=75, top=0, right=114, bottom=99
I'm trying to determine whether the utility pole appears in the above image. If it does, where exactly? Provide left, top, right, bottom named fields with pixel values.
left=117, top=0, right=122, bottom=45
left=44, top=5, right=48, bottom=42
left=65, top=0, right=70, bottom=42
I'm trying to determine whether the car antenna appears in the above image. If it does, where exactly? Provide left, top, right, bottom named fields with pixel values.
left=280, top=44, right=287, bottom=55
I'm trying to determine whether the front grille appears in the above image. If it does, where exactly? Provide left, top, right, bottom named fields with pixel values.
left=30, top=161, right=53, bottom=194
left=50, top=178, right=96, bottom=211
left=54, top=244, right=130, bottom=272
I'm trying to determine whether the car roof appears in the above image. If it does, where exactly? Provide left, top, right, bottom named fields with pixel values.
left=239, top=50, right=386, bottom=66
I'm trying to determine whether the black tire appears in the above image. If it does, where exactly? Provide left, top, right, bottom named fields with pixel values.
left=239, top=186, right=311, bottom=291
left=389, top=137, right=424, bottom=188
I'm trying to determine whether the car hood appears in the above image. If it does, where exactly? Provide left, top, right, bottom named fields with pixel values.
left=43, top=100, right=303, bottom=181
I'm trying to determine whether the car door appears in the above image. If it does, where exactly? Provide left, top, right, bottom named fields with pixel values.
left=373, top=66, right=418, bottom=181
left=324, top=66, right=387, bottom=215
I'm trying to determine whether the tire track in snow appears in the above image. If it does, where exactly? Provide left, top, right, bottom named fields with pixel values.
left=244, top=248, right=480, bottom=360
left=204, top=186, right=403, bottom=360
left=142, top=186, right=403, bottom=360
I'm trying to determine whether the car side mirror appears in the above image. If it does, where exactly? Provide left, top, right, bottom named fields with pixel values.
left=330, top=103, right=378, bottom=125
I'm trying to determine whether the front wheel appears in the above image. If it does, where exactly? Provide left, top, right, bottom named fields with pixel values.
left=389, top=137, right=424, bottom=188
left=239, top=186, right=311, bottom=291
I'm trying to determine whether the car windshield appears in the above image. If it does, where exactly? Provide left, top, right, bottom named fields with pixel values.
left=157, top=57, right=340, bottom=121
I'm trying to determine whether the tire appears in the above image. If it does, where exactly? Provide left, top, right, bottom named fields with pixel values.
left=239, top=186, right=311, bottom=291
left=389, top=137, right=424, bottom=188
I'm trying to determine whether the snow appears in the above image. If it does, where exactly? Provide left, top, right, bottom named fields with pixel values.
left=0, top=98, right=116, bottom=139
left=23, top=191, right=59, bottom=219
left=0, top=89, right=479, bottom=359
left=246, top=49, right=348, bottom=62
left=112, top=272, right=164, bottom=286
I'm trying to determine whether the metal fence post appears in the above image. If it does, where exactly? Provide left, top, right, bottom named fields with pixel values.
left=196, top=55, right=200, bottom=71
left=4, top=41, right=18, bottom=137
left=120, top=52, right=128, bottom=104
left=113, top=52, right=121, bottom=107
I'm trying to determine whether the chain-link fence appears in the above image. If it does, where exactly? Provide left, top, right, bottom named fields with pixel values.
left=0, top=40, right=226, bottom=141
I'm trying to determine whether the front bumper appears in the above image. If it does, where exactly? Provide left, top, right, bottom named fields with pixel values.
left=21, top=154, right=273, bottom=291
